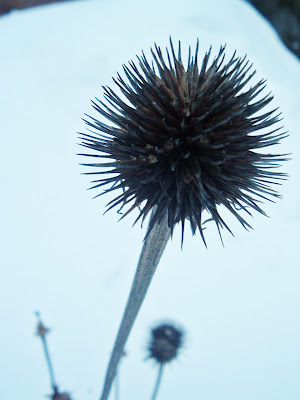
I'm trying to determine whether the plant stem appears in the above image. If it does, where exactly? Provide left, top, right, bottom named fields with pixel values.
left=41, top=334, right=57, bottom=390
left=114, top=370, right=119, bottom=400
left=151, top=364, right=164, bottom=400
left=35, top=313, right=57, bottom=390
left=99, top=211, right=171, bottom=400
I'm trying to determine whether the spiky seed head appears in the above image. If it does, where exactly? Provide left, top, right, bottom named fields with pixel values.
left=147, top=323, right=184, bottom=364
left=79, top=38, right=287, bottom=244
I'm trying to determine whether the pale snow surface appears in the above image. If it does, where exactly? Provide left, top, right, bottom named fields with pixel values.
left=0, top=0, right=299, bottom=399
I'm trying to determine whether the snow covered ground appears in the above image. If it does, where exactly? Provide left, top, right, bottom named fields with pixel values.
left=0, top=0, right=299, bottom=399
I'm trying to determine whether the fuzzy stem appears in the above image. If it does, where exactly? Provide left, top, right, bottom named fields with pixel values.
left=114, top=370, right=119, bottom=400
left=99, top=212, right=171, bottom=400
left=151, top=364, right=164, bottom=400
left=41, top=334, right=57, bottom=390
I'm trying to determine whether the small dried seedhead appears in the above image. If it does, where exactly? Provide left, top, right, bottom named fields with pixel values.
left=35, top=311, right=50, bottom=337
left=49, top=387, right=72, bottom=400
left=147, top=323, right=184, bottom=364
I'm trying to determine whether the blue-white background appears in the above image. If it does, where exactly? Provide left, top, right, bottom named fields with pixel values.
left=0, top=0, right=299, bottom=399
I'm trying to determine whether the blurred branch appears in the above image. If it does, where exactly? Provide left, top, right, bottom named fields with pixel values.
left=246, top=0, right=300, bottom=59
left=0, top=0, right=79, bottom=16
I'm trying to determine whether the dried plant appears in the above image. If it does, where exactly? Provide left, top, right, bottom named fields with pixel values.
left=79, top=38, right=287, bottom=400
left=147, top=323, right=184, bottom=400
left=35, top=312, right=72, bottom=400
